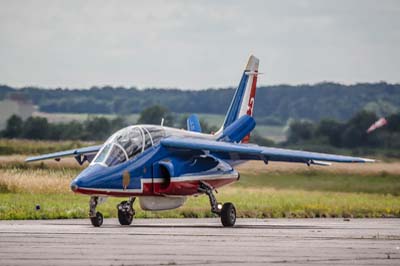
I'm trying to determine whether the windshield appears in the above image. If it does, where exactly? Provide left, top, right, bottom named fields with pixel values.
left=92, top=126, right=145, bottom=167
left=105, top=144, right=127, bottom=166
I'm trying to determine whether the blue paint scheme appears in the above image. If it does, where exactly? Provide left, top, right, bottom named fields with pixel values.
left=161, top=137, right=373, bottom=164
left=187, top=114, right=202, bottom=132
left=73, top=145, right=163, bottom=191
left=218, top=115, right=256, bottom=143
left=71, top=140, right=236, bottom=194
left=155, top=160, right=175, bottom=177
left=223, top=71, right=249, bottom=129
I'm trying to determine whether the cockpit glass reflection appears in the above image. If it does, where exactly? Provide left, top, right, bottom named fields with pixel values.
left=91, top=126, right=164, bottom=167
left=105, top=144, right=127, bottom=166
left=116, top=127, right=143, bottom=158
left=93, top=143, right=111, bottom=164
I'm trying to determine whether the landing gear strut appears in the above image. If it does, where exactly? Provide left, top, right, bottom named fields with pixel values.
left=198, top=181, right=236, bottom=227
left=117, top=197, right=136, bottom=226
left=89, top=196, right=103, bottom=227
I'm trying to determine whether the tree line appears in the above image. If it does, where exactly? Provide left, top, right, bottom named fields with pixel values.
left=1, top=82, right=399, bottom=123
left=0, top=105, right=218, bottom=141
left=1, top=115, right=126, bottom=141
left=2, top=105, right=399, bottom=157
left=286, top=111, right=400, bottom=151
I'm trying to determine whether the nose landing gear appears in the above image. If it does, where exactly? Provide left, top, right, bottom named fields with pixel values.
left=198, top=181, right=236, bottom=227
left=89, top=196, right=103, bottom=227
left=89, top=196, right=136, bottom=227
left=117, top=197, right=136, bottom=226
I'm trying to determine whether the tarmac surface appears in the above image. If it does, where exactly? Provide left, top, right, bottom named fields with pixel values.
left=0, top=218, right=400, bottom=265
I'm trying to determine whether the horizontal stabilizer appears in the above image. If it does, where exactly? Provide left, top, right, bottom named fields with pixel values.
left=187, top=114, right=202, bottom=133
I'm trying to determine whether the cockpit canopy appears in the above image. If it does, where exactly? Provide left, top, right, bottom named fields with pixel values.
left=92, top=125, right=165, bottom=167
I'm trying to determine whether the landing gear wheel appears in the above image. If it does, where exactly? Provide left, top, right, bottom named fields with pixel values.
left=90, top=212, right=103, bottom=227
left=198, top=182, right=237, bottom=227
left=118, top=210, right=133, bottom=225
left=89, top=196, right=104, bottom=227
left=221, top=202, right=236, bottom=227
left=117, top=198, right=135, bottom=226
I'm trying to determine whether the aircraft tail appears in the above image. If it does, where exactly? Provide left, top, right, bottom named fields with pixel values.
left=217, top=55, right=259, bottom=142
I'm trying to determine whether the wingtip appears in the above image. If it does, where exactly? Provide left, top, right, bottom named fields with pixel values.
left=361, top=158, right=375, bottom=163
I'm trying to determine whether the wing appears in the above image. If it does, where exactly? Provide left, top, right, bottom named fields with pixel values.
left=161, top=137, right=374, bottom=165
left=25, top=145, right=102, bottom=165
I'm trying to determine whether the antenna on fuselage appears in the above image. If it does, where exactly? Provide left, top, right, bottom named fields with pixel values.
left=161, top=118, right=164, bottom=127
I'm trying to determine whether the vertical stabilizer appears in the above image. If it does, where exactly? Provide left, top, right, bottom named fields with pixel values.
left=217, top=55, right=259, bottom=142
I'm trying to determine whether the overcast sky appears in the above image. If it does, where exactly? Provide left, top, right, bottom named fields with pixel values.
left=0, top=0, right=399, bottom=90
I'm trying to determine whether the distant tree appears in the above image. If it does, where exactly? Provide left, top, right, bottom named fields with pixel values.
left=287, top=120, right=315, bottom=144
left=341, top=111, right=380, bottom=148
left=138, top=105, right=174, bottom=126
left=387, top=112, right=400, bottom=132
left=79, top=116, right=126, bottom=141
left=199, top=119, right=219, bottom=134
left=110, top=116, right=127, bottom=130
left=3, top=83, right=400, bottom=124
left=22, top=117, right=50, bottom=139
left=82, top=117, right=112, bottom=140
left=1, top=115, right=126, bottom=141
left=48, top=121, right=84, bottom=140
left=62, top=121, right=85, bottom=140
left=250, top=133, right=275, bottom=146
left=2, top=115, right=23, bottom=138
left=316, top=119, right=343, bottom=147
left=178, top=115, right=218, bottom=133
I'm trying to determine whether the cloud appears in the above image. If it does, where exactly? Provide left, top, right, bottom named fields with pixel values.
left=0, top=0, right=399, bottom=89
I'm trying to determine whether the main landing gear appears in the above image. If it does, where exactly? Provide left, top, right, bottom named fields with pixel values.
left=198, top=181, right=236, bottom=227
left=117, top=197, right=136, bottom=226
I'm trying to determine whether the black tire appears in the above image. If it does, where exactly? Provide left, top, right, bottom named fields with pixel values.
left=90, top=212, right=103, bottom=227
left=118, top=209, right=133, bottom=225
left=221, top=202, right=236, bottom=227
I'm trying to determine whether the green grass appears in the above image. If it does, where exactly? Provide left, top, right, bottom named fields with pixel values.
left=237, top=171, right=400, bottom=195
left=1, top=188, right=399, bottom=220
left=0, top=138, right=399, bottom=220
left=1, top=164, right=400, bottom=219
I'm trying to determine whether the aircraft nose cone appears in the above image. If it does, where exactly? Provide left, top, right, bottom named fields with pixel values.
left=70, top=164, right=106, bottom=193
left=70, top=181, right=78, bottom=192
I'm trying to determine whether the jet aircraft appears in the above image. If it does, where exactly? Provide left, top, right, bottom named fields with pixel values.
left=26, top=55, right=374, bottom=227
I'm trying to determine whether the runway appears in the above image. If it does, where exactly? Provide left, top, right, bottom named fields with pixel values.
left=0, top=218, right=399, bottom=265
